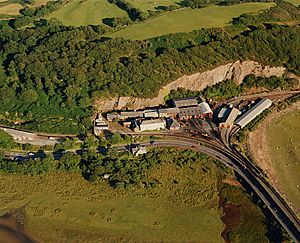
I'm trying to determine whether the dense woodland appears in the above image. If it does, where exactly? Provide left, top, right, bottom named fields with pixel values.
left=0, top=2, right=299, bottom=133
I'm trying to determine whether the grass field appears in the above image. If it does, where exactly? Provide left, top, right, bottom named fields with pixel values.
left=266, top=110, right=300, bottom=211
left=285, top=0, right=300, bottom=6
left=46, top=0, right=127, bottom=26
left=30, top=0, right=51, bottom=7
left=0, top=162, right=224, bottom=242
left=109, top=2, right=274, bottom=40
left=127, top=0, right=178, bottom=11
left=0, top=3, right=22, bottom=15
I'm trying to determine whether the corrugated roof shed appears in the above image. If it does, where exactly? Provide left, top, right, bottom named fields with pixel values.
left=235, top=98, right=272, bottom=128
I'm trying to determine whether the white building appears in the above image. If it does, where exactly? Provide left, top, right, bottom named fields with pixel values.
left=234, top=98, right=272, bottom=128
left=139, top=118, right=166, bottom=132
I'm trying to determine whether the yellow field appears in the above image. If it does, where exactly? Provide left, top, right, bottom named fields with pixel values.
left=0, top=3, right=22, bottom=15
left=266, top=109, right=300, bottom=212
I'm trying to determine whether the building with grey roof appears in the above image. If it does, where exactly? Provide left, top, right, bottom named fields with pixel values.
left=178, top=106, right=202, bottom=120
left=234, top=98, right=272, bottom=128
left=119, top=110, right=144, bottom=120
left=199, top=102, right=213, bottom=118
left=158, top=107, right=179, bottom=118
left=172, top=97, right=198, bottom=108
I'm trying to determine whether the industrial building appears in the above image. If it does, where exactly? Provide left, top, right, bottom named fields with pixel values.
left=166, top=117, right=180, bottom=130
left=143, top=109, right=159, bottom=118
left=178, top=106, right=202, bottom=120
left=234, top=98, right=272, bottom=128
left=219, top=107, right=240, bottom=128
left=119, top=110, right=144, bottom=120
left=199, top=102, right=213, bottom=118
left=158, top=107, right=179, bottom=118
left=172, top=97, right=198, bottom=108
left=138, top=118, right=166, bottom=132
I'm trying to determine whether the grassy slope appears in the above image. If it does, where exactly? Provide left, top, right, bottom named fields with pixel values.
left=285, top=0, right=300, bottom=6
left=109, top=2, right=274, bottom=40
left=46, top=0, right=127, bottom=26
left=127, top=0, right=178, bottom=11
left=0, top=162, right=224, bottom=243
left=266, top=110, right=300, bottom=211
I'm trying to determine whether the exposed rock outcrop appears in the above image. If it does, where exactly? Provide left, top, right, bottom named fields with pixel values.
left=95, top=60, right=286, bottom=112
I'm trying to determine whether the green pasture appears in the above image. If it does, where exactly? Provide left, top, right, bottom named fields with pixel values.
left=127, top=0, right=179, bottom=11
left=266, top=110, right=300, bottom=214
left=109, top=2, right=274, bottom=40
left=46, top=0, right=127, bottom=26
left=0, top=162, right=224, bottom=242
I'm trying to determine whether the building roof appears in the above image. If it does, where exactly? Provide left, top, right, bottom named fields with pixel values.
left=235, top=98, right=272, bottom=128
left=172, top=97, right=198, bottom=108
left=224, top=107, right=240, bottom=125
left=120, top=110, right=144, bottom=118
left=199, top=102, right=212, bottom=114
left=167, top=117, right=180, bottom=129
left=140, top=118, right=165, bottom=125
left=158, top=107, right=179, bottom=114
left=144, top=111, right=159, bottom=118
left=178, top=106, right=201, bottom=118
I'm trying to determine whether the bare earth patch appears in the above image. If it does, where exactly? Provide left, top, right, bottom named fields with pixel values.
left=248, top=101, right=300, bottom=217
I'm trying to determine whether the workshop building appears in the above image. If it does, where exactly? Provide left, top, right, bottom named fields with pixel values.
left=178, top=106, right=202, bottom=120
left=139, top=118, right=166, bottom=132
left=158, top=107, right=179, bottom=118
left=172, top=97, right=198, bottom=108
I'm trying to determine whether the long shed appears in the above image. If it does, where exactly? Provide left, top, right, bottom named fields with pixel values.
left=234, top=98, right=272, bottom=128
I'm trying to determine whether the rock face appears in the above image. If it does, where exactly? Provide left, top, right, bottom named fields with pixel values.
left=94, top=60, right=286, bottom=112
